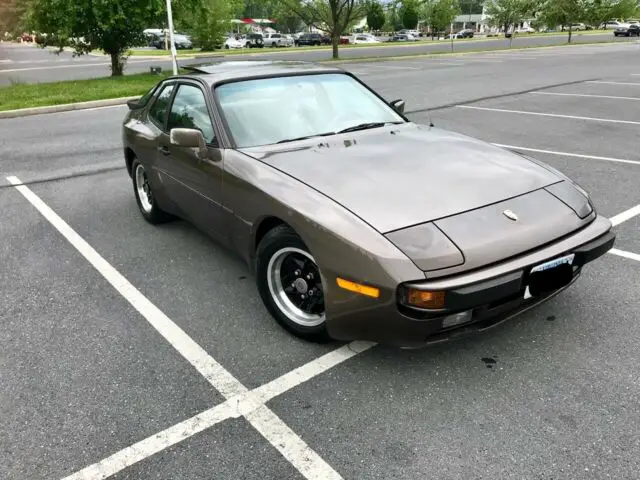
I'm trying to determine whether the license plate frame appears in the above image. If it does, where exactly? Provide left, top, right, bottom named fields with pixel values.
left=524, top=253, right=575, bottom=300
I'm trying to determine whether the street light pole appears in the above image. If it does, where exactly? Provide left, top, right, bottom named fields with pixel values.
left=165, top=0, right=179, bottom=75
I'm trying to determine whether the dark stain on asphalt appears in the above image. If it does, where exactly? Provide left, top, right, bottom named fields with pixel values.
left=547, top=315, right=556, bottom=322
left=481, top=357, right=497, bottom=368
left=238, top=276, right=247, bottom=280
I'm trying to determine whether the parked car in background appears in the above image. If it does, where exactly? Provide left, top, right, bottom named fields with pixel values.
left=150, top=33, right=193, bottom=50
left=223, top=37, right=246, bottom=49
left=245, top=33, right=264, bottom=48
left=399, top=29, right=421, bottom=38
left=351, top=34, right=380, bottom=44
left=604, top=21, right=624, bottom=29
left=390, top=33, right=418, bottom=42
left=263, top=33, right=293, bottom=47
left=614, top=24, right=640, bottom=36
left=295, top=33, right=331, bottom=46
left=445, top=29, right=473, bottom=39
left=566, top=23, right=586, bottom=31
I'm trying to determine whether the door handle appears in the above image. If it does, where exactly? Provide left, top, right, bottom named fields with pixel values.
left=158, top=145, right=170, bottom=156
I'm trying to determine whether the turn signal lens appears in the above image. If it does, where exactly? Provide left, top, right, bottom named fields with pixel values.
left=336, top=278, right=380, bottom=298
left=406, top=289, right=446, bottom=309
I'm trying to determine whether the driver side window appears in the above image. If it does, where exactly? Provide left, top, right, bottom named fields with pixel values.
left=167, top=84, right=216, bottom=144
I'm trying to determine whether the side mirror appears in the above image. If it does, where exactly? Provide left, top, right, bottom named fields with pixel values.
left=390, top=99, right=406, bottom=114
left=170, top=128, right=208, bottom=158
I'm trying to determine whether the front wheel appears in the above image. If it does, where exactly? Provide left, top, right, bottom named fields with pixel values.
left=132, top=160, right=173, bottom=224
left=256, top=225, right=330, bottom=342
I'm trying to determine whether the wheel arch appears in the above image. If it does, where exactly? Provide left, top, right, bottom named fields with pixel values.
left=125, top=147, right=137, bottom=178
left=253, top=216, right=293, bottom=255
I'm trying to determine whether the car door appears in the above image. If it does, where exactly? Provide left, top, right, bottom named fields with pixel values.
left=142, top=81, right=177, bottom=208
left=157, top=82, right=226, bottom=241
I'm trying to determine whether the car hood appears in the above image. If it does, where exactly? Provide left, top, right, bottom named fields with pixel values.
left=239, top=124, right=562, bottom=233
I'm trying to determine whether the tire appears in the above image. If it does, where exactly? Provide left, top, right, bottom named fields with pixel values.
left=131, top=159, right=173, bottom=224
left=256, top=225, right=330, bottom=342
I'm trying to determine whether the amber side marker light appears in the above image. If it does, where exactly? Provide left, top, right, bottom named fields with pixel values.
left=336, top=278, right=380, bottom=298
left=406, top=288, right=446, bottom=309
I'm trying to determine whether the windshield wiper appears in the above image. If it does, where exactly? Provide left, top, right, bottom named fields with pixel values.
left=337, top=121, right=403, bottom=134
left=276, top=132, right=335, bottom=144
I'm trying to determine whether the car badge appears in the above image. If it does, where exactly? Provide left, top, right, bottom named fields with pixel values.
left=503, top=209, right=518, bottom=221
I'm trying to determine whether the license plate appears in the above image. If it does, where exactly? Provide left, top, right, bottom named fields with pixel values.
left=524, top=253, right=575, bottom=300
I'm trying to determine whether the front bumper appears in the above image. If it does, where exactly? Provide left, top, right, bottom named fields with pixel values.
left=326, top=216, right=615, bottom=347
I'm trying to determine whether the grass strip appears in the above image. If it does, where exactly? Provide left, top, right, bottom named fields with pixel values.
left=0, top=72, right=170, bottom=112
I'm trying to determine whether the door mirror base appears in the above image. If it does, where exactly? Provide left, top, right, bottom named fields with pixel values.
left=390, top=99, right=406, bottom=114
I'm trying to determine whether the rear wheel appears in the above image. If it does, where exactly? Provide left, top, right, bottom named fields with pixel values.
left=132, top=159, right=173, bottom=224
left=256, top=225, right=330, bottom=342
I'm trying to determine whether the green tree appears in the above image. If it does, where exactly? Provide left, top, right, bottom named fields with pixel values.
left=458, top=0, right=485, bottom=15
left=278, top=0, right=366, bottom=59
left=583, top=0, right=637, bottom=28
left=176, top=0, right=240, bottom=50
left=423, top=0, right=461, bottom=38
left=538, top=0, right=586, bottom=43
left=242, top=0, right=277, bottom=17
left=366, top=0, right=386, bottom=31
left=401, top=0, right=420, bottom=29
left=485, top=0, right=536, bottom=44
left=272, top=0, right=305, bottom=32
left=609, top=0, right=638, bottom=20
left=0, top=0, right=30, bottom=35
left=26, top=0, right=165, bottom=76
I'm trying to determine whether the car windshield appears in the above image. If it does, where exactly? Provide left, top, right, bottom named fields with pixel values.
left=215, top=73, right=404, bottom=148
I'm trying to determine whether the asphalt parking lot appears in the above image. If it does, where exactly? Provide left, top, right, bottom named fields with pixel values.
left=1, top=43, right=639, bottom=479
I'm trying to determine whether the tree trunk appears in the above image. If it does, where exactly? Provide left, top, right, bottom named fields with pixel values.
left=568, top=26, right=573, bottom=44
left=109, top=51, right=124, bottom=76
left=332, top=33, right=339, bottom=60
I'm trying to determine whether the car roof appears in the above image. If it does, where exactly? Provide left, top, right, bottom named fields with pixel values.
left=176, top=60, right=344, bottom=85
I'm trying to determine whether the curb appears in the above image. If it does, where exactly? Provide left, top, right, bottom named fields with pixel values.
left=0, top=96, right=139, bottom=119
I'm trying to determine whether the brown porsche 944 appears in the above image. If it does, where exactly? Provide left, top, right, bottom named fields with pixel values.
left=122, top=61, right=615, bottom=348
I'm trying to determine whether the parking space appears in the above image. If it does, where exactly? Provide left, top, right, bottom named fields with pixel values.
left=0, top=187, right=222, bottom=479
left=2, top=44, right=640, bottom=479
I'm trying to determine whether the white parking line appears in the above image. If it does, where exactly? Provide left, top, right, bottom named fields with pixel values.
left=458, top=105, right=640, bottom=126
left=609, top=248, right=640, bottom=262
left=61, top=402, right=237, bottom=480
left=61, top=340, right=374, bottom=480
left=6, top=176, right=349, bottom=480
left=586, top=80, right=640, bottom=86
left=492, top=144, right=640, bottom=167
left=609, top=204, right=640, bottom=226
left=531, top=91, right=640, bottom=101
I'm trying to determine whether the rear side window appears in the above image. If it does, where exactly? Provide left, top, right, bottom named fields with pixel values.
left=138, top=84, right=159, bottom=107
left=149, top=83, right=175, bottom=129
